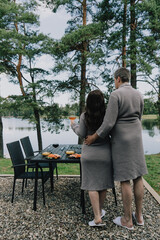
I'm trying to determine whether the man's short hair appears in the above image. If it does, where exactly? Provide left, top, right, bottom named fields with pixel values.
left=114, top=67, right=130, bottom=83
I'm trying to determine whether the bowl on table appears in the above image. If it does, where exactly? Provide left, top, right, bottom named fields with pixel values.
left=66, top=151, right=75, bottom=155
left=42, top=152, right=51, bottom=156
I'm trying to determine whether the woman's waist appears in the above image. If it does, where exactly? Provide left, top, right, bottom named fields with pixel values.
left=83, top=138, right=110, bottom=146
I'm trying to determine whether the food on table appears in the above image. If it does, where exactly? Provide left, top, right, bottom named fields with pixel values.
left=66, top=151, right=75, bottom=155
left=47, top=154, right=61, bottom=159
left=42, top=152, right=51, bottom=156
left=68, top=153, right=81, bottom=159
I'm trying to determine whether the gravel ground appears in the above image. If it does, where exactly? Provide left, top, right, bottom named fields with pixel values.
left=0, top=177, right=159, bottom=240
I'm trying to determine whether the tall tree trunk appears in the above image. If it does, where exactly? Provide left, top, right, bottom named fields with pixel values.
left=79, top=0, right=87, bottom=115
left=34, top=109, right=43, bottom=150
left=130, top=0, right=137, bottom=89
left=14, top=0, right=26, bottom=96
left=122, top=0, right=127, bottom=67
left=80, top=43, right=87, bottom=115
left=0, top=116, right=3, bottom=157
left=31, top=75, right=43, bottom=150
left=16, top=55, right=26, bottom=96
left=79, top=0, right=87, bottom=144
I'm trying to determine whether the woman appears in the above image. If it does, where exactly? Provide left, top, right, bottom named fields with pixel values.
left=71, top=90, right=114, bottom=227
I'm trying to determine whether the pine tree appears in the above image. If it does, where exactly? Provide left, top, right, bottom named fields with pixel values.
left=96, top=0, right=160, bottom=115
left=41, top=0, right=160, bottom=115
left=0, top=0, right=63, bottom=151
left=41, top=0, right=107, bottom=114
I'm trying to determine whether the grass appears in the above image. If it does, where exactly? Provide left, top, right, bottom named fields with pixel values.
left=143, top=154, right=160, bottom=195
left=0, top=154, right=159, bottom=195
left=0, top=158, right=80, bottom=175
left=0, top=158, right=13, bottom=174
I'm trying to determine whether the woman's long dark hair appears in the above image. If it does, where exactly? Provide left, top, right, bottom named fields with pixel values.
left=85, top=90, right=106, bottom=131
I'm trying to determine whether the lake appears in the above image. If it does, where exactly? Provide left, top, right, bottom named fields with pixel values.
left=2, top=117, right=160, bottom=158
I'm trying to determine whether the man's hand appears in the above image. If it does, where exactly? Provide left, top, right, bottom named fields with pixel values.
left=85, top=133, right=98, bottom=145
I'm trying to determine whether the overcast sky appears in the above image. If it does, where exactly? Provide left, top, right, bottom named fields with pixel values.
left=0, top=3, right=153, bottom=106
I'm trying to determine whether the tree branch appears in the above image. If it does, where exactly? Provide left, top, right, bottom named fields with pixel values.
left=137, top=79, right=158, bottom=94
left=21, top=73, right=31, bottom=84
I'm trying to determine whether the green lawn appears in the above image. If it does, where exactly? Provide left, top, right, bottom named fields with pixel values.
left=0, top=154, right=159, bottom=194
left=143, top=154, right=160, bottom=195
left=0, top=158, right=80, bottom=175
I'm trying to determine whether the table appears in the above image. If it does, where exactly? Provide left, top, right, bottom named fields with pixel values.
left=30, top=144, right=85, bottom=213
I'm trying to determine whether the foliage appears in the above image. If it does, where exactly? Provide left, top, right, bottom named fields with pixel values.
left=61, top=103, right=80, bottom=117
left=0, top=0, right=65, bottom=149
left=42, top=0, right=160, bottom=115
left=143, top=98, right=158, bottom=115
left=1, top=95, right=63, bottom=123
left=96, top=0, right=160, bottom=111
left=40, top=0, right=113, bottom=115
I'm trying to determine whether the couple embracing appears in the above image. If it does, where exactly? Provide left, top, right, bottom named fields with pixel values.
left=70, top=67, right=148, bottom=230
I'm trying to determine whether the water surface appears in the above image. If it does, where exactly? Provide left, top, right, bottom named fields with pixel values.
left=2, top=117, right=160, bottom=158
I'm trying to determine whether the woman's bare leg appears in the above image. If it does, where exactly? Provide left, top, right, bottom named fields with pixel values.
left=99, top=190, right=107, bottom=213
left=88, top=191, right=102, bottom=223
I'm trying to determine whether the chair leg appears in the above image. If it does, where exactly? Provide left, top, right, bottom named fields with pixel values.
left=25, top=166, right=29, bottom=188
left=11, top=178, right=16, bottom=203
left=25, top=179, right=28, bottom=188
left=112, top=187, right=117, bottom=206
left=22, top=179, right=25, bottom=194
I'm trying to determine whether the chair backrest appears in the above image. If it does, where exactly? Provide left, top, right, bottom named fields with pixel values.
left=20, top=136, right=34, bottom=158
left=7, top=141, right=25, bottom=178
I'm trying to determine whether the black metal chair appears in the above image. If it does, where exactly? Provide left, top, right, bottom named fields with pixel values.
left=20, top=136, right=58, bottom=180
left=6, top=141, right=50, bottom=206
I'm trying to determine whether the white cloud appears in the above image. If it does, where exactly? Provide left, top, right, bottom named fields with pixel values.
left=0, top=74, right=21, bottom=98
left=37, top=5, right=70, bottom=39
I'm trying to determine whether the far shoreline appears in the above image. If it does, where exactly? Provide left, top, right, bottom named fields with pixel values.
left=2, top=114, right=159, bottom=120
left=142, top=114, right=158, bottom=120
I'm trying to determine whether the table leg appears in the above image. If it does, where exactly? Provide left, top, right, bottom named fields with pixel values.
left=33, top=163, right=38, bottom=211
left=49, top=162, right=54, bottom=192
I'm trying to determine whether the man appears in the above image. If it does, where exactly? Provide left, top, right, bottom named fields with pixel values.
left=85, top=67, right=148, bottom=230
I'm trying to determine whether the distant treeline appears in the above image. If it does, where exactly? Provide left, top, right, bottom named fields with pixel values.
left=2, top=99, right=158, bottom=118
left=2, top=103, right=79, bottom=118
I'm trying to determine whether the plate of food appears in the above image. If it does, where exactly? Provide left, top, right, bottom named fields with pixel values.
left=68, top=153, right=81, bottom=159
left=47, top=154, right=61, bottom=159
left=42, top=152, right=51, bottom=156
left=66, top=151, right=75, bottom=155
